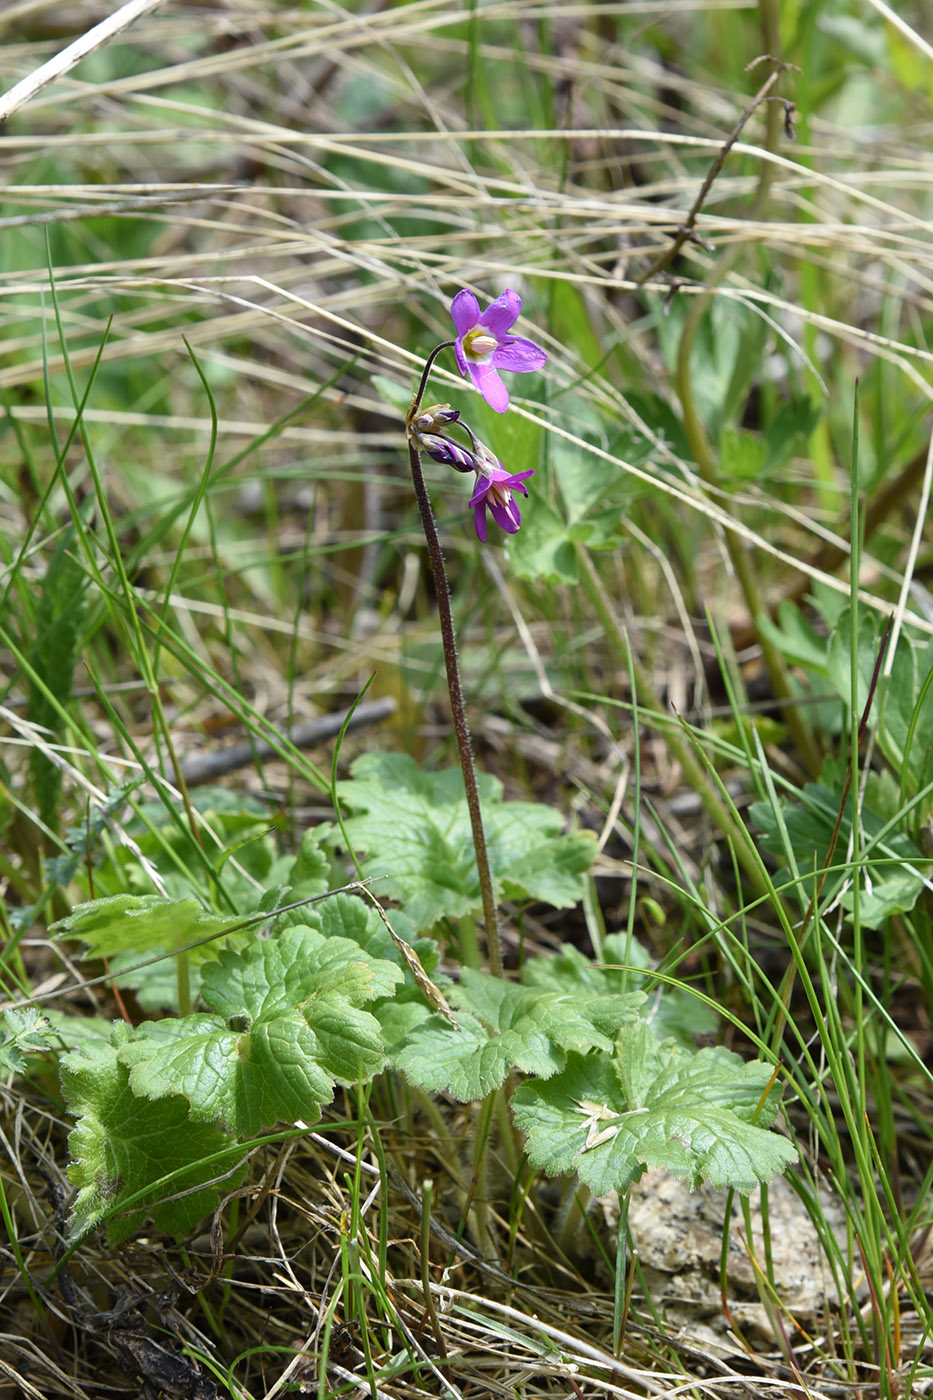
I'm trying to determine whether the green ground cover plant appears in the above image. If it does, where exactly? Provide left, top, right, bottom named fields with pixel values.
left=0, top=1, right=931, bottom=1398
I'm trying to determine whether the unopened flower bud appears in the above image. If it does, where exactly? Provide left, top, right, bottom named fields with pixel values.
left=419, top=433, right=476, bottom=472
left=411, top=403, right=460, bottom=434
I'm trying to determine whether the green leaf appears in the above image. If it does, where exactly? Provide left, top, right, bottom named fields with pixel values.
left=884, top=18, right=933, bottom=97
left=508, top=496, right=579, bottom=584
left=552, top=444, right=622, bottom=523
left=522, top=934, right=717, bottom=1045
left=391, top=967, right=643, bottom=1100
left=878, top=635, right=933, bottom=806
left=61, top=1026, right=245, bottom=1244
left=52, top=893, right=239, bottom=962
left=750, top=781, right=928, bottom=926
left=371, top=373, right=411, bottom=417
left=374, top=998, right=437, bottom=1059
left=277, top=827, right=333, bottom=909
left=549, top=278, right=604, bottom=376
left=758, top=600, right=832, bottom=675
left=0, top=1007, right=55, bottom=1073
left=826, top=607, right=880, bottom=716
left=719, top=427, right=768, bottom=482
left=761, top=397, right=821, bottom=475
left=28, top=526, right=88, bottom=832
left=333, top=753, right=596, bottom=930
left=512, top=1023, right=795, bottom=1196
left=117, top=926, right=400, bottom=1134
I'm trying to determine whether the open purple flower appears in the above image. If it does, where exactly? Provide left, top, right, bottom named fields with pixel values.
left=468, top=451, right=535, bottom=542
left=451, top=288, right=547, bottom=414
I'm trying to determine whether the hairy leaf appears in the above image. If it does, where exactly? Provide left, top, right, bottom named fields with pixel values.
left=512, top=1022, right=795, bottom=1195
left=392, top=966, right=643, bottom=1100
left=52, top=893, right=239, bottom=961
left=522, top=933, right=717, bottom=1045
left=117, top=926, right=401, bottom=1134
left=334, top=753, right=596, bottom=930
left=0, top=1007, right=55, bottom=1073
left=62, top=1027, right=245, bottom=1244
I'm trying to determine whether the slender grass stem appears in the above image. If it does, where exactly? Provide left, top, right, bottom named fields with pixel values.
left=575, top=545, right=766, bottom=892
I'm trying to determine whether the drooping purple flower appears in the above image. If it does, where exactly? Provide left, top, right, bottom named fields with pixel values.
left=450, top=288, right=547, bottom=414
left=468, top=451, right=535, bottom=542
left=417, top=432, right=476, bottom=472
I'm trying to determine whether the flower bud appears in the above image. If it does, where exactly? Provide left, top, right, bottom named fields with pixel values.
left=411, top=403, right=460, bottom=434
left=418, top=433, right=476, bottom=472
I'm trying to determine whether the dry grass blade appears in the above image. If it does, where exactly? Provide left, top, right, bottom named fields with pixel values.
left=0, top=0, right=169, bottom=123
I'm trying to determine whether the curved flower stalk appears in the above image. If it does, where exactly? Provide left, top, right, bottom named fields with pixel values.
left=450, top=288, right=547, bottom=413
left=402, top=288, right=547, bottom=977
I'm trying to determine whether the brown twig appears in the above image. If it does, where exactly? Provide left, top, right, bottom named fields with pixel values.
left=636, top=60, right=794, bottom=287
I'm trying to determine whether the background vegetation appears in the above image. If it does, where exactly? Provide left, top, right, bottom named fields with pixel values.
left=1, top=1, right=931, bottom=1398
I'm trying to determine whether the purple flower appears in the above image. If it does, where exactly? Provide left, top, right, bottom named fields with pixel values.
left=451, top=288, right=547, bottom=414
left=469, top=453, right=535, bottom=542
left=418, top=432, right=476, bottom=472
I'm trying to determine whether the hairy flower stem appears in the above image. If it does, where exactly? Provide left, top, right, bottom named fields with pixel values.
left=407, top=437, right=504, bottom=978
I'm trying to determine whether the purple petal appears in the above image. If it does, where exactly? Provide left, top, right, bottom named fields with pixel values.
left=505, top=470, right=535, bottom=489
left=451, top=288, right=480, bottom=337
left=468, top=477, right=491, bottom=508
left=491, top=337, right=547, bottom=373
left=473, top=500, right=489, bottom=542
left=488, top=496, right=522, bottom=532
left=478, top=289, right=521, bottom=338
left=454, top=338, right=469, bottom=377
left=470, top=362, right=510, bottom=413
left=421, top=435, right=475, bottom=471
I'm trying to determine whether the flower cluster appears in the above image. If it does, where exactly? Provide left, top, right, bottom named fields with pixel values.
left=409, top=403, right=535, bottom=542
left=407, top=287, right=546, bottom=542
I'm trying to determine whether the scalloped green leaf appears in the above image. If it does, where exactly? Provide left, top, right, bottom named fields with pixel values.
left=0, top=1007, right=55, bottom=1073
left=51, top=893, right=238, bottom=962
left=117, top=926, right=401, bottom=1134
left=391, top=967, right=643, bottom=1100
left=511, top=1022, right=795, bottom=1195
left=333, top=753, right=596, bottom=930
left=521, top=933, right=717, bottom=1045
left=61, top=1027, right=245, bottom=1244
